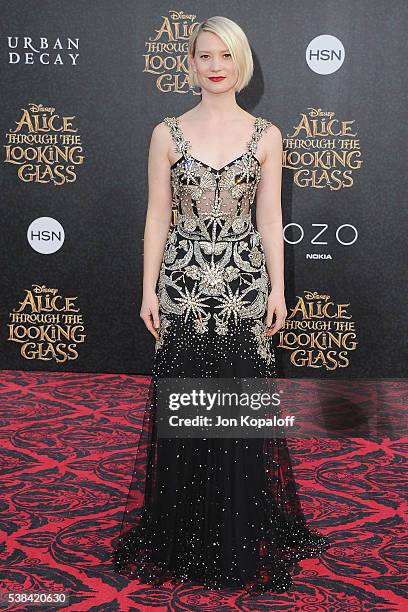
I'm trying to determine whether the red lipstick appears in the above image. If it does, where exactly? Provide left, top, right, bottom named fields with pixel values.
left=208, top=76, right=226, bottom=82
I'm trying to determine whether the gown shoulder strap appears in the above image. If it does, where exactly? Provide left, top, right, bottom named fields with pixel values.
left=247, top=116, right=273, bottom=156
left=163, top=116, right=191, bottom=157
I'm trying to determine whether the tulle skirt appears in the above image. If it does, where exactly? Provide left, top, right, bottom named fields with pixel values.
left=111, top=314, right=332, bottom=593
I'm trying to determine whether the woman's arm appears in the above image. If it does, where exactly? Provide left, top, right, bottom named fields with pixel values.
left=255, top=125, right=287, bottom=336
left=140, top=122, right=173, bottom=340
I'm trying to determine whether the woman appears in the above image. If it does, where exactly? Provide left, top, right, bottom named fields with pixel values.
left=112, top=15, right=331, bottom=594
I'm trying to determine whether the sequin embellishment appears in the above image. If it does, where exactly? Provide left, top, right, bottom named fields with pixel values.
left=157, top=116, right=275, bottom=366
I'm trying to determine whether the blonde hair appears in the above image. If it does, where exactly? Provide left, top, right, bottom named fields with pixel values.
left=187, top=16, right=254, bottom=93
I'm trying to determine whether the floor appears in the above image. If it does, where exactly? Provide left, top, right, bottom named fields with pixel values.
left=0, top=370, right=406, bottom=611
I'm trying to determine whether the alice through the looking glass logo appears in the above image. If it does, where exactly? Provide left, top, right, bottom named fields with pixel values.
left=7, top=285, right=86, bottom=363
left=143, top=10, right=200, bottom=93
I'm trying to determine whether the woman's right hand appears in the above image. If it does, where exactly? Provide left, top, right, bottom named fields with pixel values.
left=140, top=290, right=160, bottom=341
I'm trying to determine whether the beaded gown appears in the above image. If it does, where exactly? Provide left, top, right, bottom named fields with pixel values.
left=111, top=115, right=331, bottom=593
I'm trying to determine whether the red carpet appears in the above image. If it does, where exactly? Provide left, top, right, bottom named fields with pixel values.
left=0, top=370, right=406, bottom=611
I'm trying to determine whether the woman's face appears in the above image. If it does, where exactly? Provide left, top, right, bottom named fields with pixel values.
left=191, top=31, right=238, bottom=93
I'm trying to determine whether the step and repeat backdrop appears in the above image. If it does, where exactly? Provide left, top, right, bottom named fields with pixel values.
left=0, top=1, right=406, bottom=377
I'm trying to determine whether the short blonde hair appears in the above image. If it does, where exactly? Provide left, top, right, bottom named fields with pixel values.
left=187, top=16, right=254, bottom=93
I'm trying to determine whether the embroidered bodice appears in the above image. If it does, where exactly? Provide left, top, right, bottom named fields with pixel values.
left=163, top=116, right=272, bottom=242
left=156, top=114, right=275, bottom=359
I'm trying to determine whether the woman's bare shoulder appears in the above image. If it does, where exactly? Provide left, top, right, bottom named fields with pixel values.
left=151, top=113, right=189, bottom=142
left=152, top=116, right=175, bottom=132
left=264, top=121, right=283, bottom=143
left=253, top=114, right=281, bottom=140
left=254, top=119, right=282, bottom=165
left=147, top=120, right=175, bottom=166
left=151, top=115, right=181, bottom=142
left=240, top=111, right=279, bottom=133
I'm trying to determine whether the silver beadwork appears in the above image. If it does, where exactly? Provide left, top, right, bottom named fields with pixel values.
left=159, top=116, right=274, bottom=365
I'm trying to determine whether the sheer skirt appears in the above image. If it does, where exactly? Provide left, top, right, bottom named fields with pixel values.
left=111, top=316, right=332, bottom=593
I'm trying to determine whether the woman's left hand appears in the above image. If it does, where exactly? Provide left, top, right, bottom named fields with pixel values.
left=265, top=289, right=287, bottom=336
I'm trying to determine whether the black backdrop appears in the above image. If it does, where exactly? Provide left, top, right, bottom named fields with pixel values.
left=1, top=1, right=407, bottom=378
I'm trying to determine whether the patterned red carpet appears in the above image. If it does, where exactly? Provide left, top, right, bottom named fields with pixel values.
left=0, top=370, right=406, bottom=611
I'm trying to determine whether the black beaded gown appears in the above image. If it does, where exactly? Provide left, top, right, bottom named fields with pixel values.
left=111, top=115, right=331, bottom=593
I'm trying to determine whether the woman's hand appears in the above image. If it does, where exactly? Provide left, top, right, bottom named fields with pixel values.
left=140, top=290, right=160, bottom=341
left=265, top=288, right=287, bottom=336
